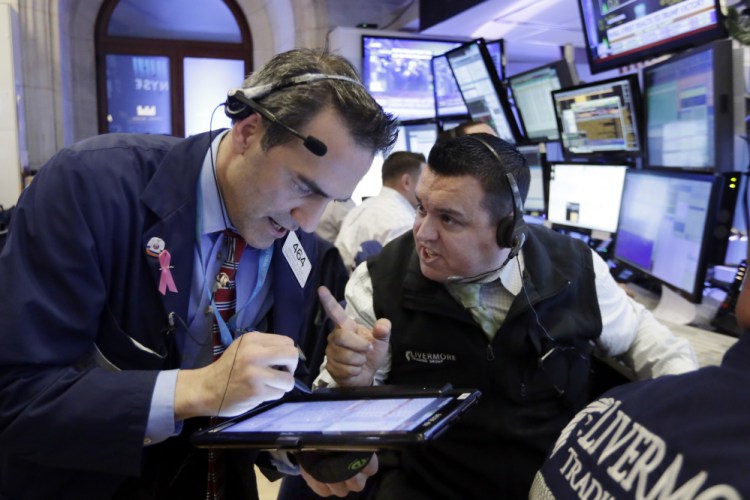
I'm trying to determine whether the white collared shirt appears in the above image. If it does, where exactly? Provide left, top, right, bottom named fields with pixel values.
left=334, top=186, right=416, bottom=270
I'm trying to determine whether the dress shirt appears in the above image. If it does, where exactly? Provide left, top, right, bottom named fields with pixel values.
left=314, top=199, right=356, bottom=244
left=315, top=248, right=698, bottom=389
left=145, top=131, right=273, bottom=445
left=334, top=186, right=416, bottom=270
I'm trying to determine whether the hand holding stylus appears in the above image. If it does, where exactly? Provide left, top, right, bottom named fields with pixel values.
left=317, top=286, right=391, bottom=387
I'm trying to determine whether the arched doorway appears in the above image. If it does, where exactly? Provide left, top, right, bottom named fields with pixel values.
left=94, top=0, right=253, bottom=137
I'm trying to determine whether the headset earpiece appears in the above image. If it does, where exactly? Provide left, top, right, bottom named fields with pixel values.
left=468, top=136, right=529, bottom=257
left=224, top=93, right=252, bottom=121
left=496, top=216, right=514, bottom=248
left=502, top=172, right=529, bottom=260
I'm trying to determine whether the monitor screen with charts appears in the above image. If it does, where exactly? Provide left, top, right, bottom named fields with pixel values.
left=643, top=39, right=741, bottom=172
left=552, top=75, right=642, bottom=159
left=445, top=39, right=520, bottom=144
left=508, top=60, right=576, bottom=142
left=613, top=169, right=719, bottom=303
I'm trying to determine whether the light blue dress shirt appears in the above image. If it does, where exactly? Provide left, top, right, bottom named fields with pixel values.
left=144, top=131, right=274, bottom=445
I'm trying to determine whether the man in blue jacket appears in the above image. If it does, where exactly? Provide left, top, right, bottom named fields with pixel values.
left=0, top=48, right=395, bottom=499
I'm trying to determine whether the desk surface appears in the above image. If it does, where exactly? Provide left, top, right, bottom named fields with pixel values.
left=629, top=284, right=738, bottom=367
left=661, top=320, right=737, bottom=367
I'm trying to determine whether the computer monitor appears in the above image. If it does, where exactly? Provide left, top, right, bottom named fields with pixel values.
left=552, top=75, right=642, bottom=160
left=508, top=60, right=577, bottom=142
left=547, top=162, right=628, bottom=235
left=577, top=0, right=727, bottom=74
left=613, top=169, right=723, bottom=303
left=517, top=144, right=547, bottom=215
left=643, top=39, right=743, bottom=173
left=431, top=54, right=469, bottom=119
left=361, top=36, right=463, bottom=121
left=394, top=120, right=439, bottom=160
left=445, top=39, right=521, bottom=144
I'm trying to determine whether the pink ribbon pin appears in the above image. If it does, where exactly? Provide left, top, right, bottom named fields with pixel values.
left=158, top=250, right=178, bottom=295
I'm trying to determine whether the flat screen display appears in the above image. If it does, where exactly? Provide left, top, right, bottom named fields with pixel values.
left=552, top=75, right=642, bottom=157
left=577, top=0, right=726, bottom=74
left=445, top=40, right=520, bottom=144
left=547, top=163, right=628, bottom=234
left=432, top=55, right=469, bottom=118
left=613, top=169, right=718, bottom=302
left=362, top=36, right=463, bottom=121
left=643, top=39, right=738, bottom=172
left=394, top=120, right=439, bottom=159
left=508, top=60, right=576, bottom=142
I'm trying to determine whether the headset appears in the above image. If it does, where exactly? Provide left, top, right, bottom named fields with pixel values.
left=224, top=73, right=366, bottom=157
left=469, top=135, right=529, bottom=260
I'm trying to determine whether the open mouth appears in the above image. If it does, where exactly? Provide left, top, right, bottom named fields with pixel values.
left=269, top=217, right=289, bottom=236
left=419, top=246, right=438, bottom=261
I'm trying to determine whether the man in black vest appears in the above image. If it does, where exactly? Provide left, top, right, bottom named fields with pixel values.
left=310, top=134, right=699, bottom=499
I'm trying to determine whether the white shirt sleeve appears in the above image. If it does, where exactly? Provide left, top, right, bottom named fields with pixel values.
left=591, top=249, right=698, bottom=378
left=313, top=262, right=391, bottom=389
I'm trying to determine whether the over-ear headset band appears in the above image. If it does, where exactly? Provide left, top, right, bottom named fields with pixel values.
left=228, top=73, right=365, bottom=101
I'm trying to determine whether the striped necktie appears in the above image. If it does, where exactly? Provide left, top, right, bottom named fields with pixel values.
left=207, top=229, right=245, bottom=500
left=211, top=230, right=245, bottom=359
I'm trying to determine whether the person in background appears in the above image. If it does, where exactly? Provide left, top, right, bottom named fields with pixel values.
left=314, top=199, right=357, bottom=244
left=334, top=151, right=426, bottom=270
left=315, top=133, right=698, bottom=499
left=0, top=48, right=396, bottom=499
left=435, top=119, right=497, bottom=147
left=530, top=248, right=750, bottom=499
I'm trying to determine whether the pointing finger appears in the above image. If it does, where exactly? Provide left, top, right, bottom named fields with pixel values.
left=318, top=286, right=358, bottom=330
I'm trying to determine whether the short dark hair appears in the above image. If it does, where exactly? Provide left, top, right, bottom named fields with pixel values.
left=381, top=151, right=425, bottom=184
left=242, top=49, right=397, bottom=155
left=427, top=133, right=530, bottom=223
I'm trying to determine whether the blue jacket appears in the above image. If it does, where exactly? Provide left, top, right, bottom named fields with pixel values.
left=0, top=132, right=324, bottom=498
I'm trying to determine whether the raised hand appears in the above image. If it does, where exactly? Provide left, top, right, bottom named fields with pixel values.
left=318, top=286, right=391, bottom=387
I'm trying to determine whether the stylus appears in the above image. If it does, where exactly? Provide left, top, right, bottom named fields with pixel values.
left=294, top=378, right=313, bottom=395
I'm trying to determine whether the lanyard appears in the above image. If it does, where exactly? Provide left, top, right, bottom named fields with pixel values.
left=196, top=182, right=273, bottom=348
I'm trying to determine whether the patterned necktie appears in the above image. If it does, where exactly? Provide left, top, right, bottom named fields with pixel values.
left=207, top=230, right=245, bottom=500
left=211, top=230, right=246, bottom=359
left=452, top=283, right=503, bottom=339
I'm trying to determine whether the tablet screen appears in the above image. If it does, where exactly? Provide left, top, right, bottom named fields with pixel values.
left=191, top=388, right=481, bottom=450
left=223, top=396, right=452, bottom=433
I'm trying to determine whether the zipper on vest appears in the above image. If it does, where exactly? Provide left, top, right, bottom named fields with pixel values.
left=486, top=343, right=495, bottom=361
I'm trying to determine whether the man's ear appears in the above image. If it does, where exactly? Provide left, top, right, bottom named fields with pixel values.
left=230, top=112, right=263, bottom=153
left=400, top=172, right=413, bottom=190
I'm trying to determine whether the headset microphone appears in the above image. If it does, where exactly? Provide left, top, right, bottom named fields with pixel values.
left=225, top=89, right=328, bottom=156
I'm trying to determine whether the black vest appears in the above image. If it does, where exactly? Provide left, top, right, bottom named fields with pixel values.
left=368, top=225, right=602, bottom=499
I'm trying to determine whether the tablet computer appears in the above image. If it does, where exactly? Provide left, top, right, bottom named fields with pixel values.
left=190, top=385, right=481, bottom=451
